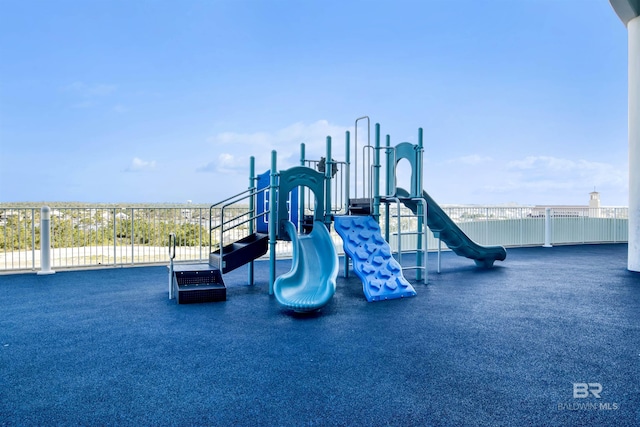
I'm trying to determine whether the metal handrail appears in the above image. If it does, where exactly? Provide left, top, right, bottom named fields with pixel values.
left=363, top=144, right=375, bottom=201
left=168, top=232, right=176, bottom=260
left=384, top=195, right=428, bottom=282
left=168, top=232, right=176, bottom=299
left=209, top=186, right=269, bottom=272
left=354, top=116, right=370, bottom=199
left=208, top=188, right=261, bottom=251
left=303, top=159, right=348, bottom=215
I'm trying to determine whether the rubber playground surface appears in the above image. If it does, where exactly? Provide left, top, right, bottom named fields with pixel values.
left=1, top=244, right=639, bottom=426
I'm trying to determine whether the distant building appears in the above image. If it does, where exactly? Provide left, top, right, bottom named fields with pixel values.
left=530, top=191, right=602, bottom=218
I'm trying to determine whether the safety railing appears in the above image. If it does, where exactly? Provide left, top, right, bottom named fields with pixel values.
left=1, top=205, right=216, bottom=271
left=303, top=158, right=349, bottom=215
left=0, top=205, right=629, bottom=272
left=386, top=206, right=629, bottom=252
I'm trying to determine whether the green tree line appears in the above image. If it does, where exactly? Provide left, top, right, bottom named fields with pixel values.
left=0, top=204, right=255, bottom=251
left=0, top=217, right=213, bottom=250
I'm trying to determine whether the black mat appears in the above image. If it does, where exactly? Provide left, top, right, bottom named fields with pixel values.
left=1, top=244, right=639, bottom=426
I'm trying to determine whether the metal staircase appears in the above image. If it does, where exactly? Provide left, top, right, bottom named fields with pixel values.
left=169, top=184, right=270, bottom=304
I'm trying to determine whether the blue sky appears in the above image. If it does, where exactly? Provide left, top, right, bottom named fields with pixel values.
left=0, top=0, right=630, bottom=206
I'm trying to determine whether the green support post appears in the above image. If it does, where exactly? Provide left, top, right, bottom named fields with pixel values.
left=249, top=156, right=255, bottom=286
left=417, top=128, right=424, bottom=195
left=269, top=150, right=277, bottom=295
left=416, top=128, right=425, bottom=282
left=373, top=123, right=381, bottom=222
left=384, top=134, right=391, bottom=242
left=344, top=131, right=350, bottom=213
left=325, top=136, right=332, bottom=224
left=300, top=143, right=306, bottom=230
left=344, top=131, right=351, bottom=278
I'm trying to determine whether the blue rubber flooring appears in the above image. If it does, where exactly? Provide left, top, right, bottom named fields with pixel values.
left=1, top=244, right=639, bottom=426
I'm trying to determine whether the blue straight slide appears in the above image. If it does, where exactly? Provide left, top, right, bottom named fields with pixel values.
left=273, top=220, right=339, bottom=312
left=334, top=215, right=416, bottom=302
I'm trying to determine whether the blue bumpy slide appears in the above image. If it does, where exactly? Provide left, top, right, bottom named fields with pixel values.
left=273, top=220, right=339, bottom=312
left=334, top=215, right=416, bottom=302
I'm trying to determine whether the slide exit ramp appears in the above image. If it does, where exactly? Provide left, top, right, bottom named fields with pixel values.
left=334, top=215, right=416, bottom=302
left=397, top=188, right=506, bottom=268
left=273, top=220, right=339, bottom=313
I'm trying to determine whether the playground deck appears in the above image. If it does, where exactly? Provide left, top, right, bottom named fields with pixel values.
left=1, top=244, right=639, bottom=426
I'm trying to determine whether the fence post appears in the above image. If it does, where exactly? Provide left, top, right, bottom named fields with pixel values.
left=485, top=207, right=490, bottom=244
left=31, top=208, right=36, bottom=270
left=543, top=207, right=553, bottom=248
left=37, top=206, right=55, bottom=275
left=131, top=207, right=135, bottom=265
left=614, top=208, right=618, bottom=243
left=113, top=208, right=117, bottom=265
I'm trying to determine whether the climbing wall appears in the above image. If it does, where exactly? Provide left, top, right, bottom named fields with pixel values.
left=334, top=215, right=416, bottom=302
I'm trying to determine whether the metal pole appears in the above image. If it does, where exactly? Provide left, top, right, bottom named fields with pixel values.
left=31, top=208, right=35, bottom=270
left=269, top=150, right=277, bottom=295
left=131, top=207, right=135, bottom=265
left=384, top=134, right=391, bottom=242
left=37, top=206, right=55, bottom=275
left=300, top=143, right=306, bottom=231
left=169, top=233, right=176, bottom=299
left=113, top=208, right=117, bottom=265
left=325, top=136, right=332, bottom=224
left=344, top=131, right=350, bottom=213
left=344, top=132, right=351, bottom=278
left=543, top=207, right=553, bottom=247
left=373, top=123, right=381, bottom=222
left=416, top=128, right=425, bottom=282
left=437, top=238, right=442, bottom=274
left=248, top=156, right=255, bottom=285
left=354, top=116, right=370, bottom=199
left=198, top=208, right=203, bottom=262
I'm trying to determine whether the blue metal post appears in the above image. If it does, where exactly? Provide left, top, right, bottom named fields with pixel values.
left=269, top=150, right=277, bottom=295
left=384, top=134, right=391, bottom=242
left=417, top=128, right=424, bottom=195
left=344, top=131, right=350, bottom=213
left=416, top=128, right=425, bottom=282
left=325, top=136, right=332, bottom=224
left=249, top=156, right=255, bottom=286
left=373, top=123, right=381, bottom=222
left=300, top=143, right=306, bottom=230
left=344, top=131, right=351, bottom=278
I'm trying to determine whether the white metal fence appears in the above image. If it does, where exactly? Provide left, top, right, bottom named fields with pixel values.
left=387, top=206, right=628, bottom=252
left=0, top=205, right=629, bottom=272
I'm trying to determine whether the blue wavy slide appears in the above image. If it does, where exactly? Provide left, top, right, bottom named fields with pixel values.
left=274, top=220, right=339, bottom=312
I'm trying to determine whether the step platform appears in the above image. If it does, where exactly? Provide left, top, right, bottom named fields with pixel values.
left=172, top=263, right=226, bottom=304
left=348, top=198, right=373, bottom=215
left=209, top=233, right=268, bottom=274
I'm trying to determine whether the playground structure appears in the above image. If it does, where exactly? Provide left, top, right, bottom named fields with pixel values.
left=168, top=118, right=507, bottom=312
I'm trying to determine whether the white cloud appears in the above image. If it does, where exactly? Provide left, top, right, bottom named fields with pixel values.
left=508, top=156, right=581, bottom=171
left=203, top=120, right=350, bottom=173
left=506, top=156, right=626, bottom=185
left=198, top=153, right=247, bottom=174
left=449, top=154, right=493, bottom=165
left=125, top=157, right=157, bottom=172
left=484, top=155, right=627, bottom=200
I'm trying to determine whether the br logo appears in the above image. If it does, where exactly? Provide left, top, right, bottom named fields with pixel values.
left=573, top=383, right=602, bottom=398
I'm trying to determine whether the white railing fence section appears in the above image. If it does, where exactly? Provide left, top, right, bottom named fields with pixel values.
left=0, top=205, right=629, bottom=272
